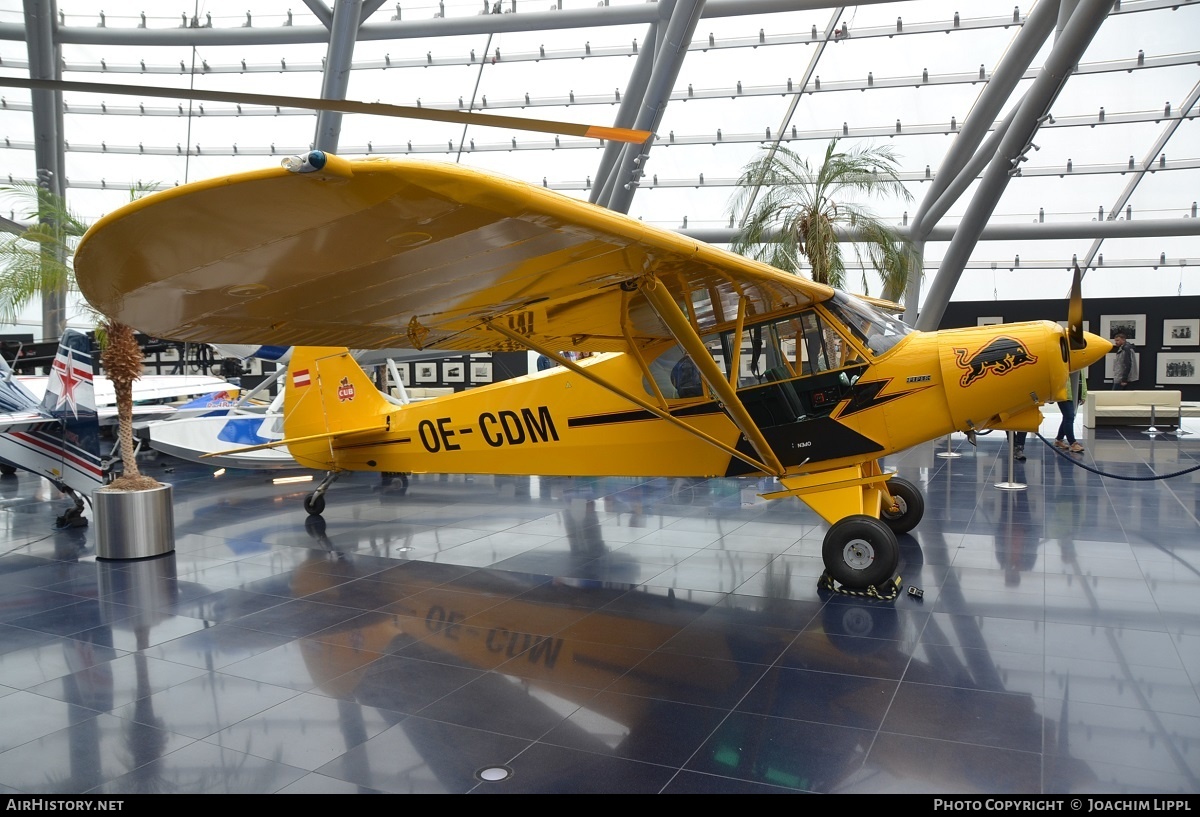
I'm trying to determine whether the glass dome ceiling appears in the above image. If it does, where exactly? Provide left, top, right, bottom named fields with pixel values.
left=1, top=0, right=1197, bottom=335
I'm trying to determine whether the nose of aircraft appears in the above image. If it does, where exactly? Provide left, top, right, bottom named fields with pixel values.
left=1070, top=331, right=1112, bottom=372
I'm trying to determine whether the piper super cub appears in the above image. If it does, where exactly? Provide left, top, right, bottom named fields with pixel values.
left=74, top=153, right=1110, bottom=592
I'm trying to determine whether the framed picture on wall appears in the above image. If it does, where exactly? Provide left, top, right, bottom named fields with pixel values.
left=1163, top=319, right=1199, bottom=347
left=471, top=362, right=493, bottom=383
left=1100, top=314, right=1146, bottom=344
left=1157, top=353, right=1200, bottom=385
left=443, top=362, right=465, bottom=383
left=977, top=316, right=1003, bottom=326
left=393, top=363, right=410, bottom=387
left=415, top=362, right=438, bottom=383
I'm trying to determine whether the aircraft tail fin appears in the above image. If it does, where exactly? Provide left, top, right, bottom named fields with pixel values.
left=0, top=330, right=105, bottom=495
left=283, top=347, right=390, bottom=464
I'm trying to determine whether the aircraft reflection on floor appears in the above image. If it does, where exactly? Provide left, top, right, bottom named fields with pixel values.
left=281, top=515, right=1084, bottom=793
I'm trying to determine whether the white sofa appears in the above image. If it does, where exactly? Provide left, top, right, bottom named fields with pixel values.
left=1083, top=390, right=1182, bottom=428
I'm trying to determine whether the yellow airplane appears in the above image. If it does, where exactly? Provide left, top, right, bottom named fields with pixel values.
left=73, top=152, right=1110, bottom=592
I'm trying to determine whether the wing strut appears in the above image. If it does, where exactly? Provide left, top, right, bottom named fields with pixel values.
left=483, top=319, right=775, bottom=475
left=637, top=278, right=786, bottom=477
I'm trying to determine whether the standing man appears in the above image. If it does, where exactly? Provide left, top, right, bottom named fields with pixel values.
left=1111, top=332, right=1136, bottom=390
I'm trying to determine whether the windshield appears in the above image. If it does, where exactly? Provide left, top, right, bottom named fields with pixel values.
left=823, top=292, right=913, bottom=356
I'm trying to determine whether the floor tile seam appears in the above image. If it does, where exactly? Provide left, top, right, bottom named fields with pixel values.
left=452, top=611, right=586, bottom=642
left=223, top=619, right=354, bottom=641
left=853, top=590, right=943, bottom=763
left=395, top=678, right=590, bottom=752
left=60, top=643, right=210, bottom=681
left=267, top=561, right=409, bottom=584
left=629, top=657, right=783, bottom=791
left=1, top=686, right=116, bottom=723
left=663, top=694, right=876, bottom=793
left=0, top=629, right=134, bottom=671
left=0, top=709, right=199, bottom=794
left=868, top=726, right=1046, bottom=761
left=656, top=620, right=809, bottom=661
left=1045, top=547, right=1161, bottom=592
left=1049, top=627, right=1200, bottom=726
left=1038, top=686, right=1200, bottom=721
left=547, top=631, right=767, bottom=710
left=474, top=727, right=686, bottom=792
left=0, top=583, right=97, bottom=606
left=149, top=680, right=309, bottom=744
left=168, top=594, right=297, bottom=625
left=191, top=698, right=350, bottom=772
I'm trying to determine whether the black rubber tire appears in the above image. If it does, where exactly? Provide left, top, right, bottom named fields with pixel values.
left=0, top=464, right=16, bottom=476
left=821, top=515, right=899, bottom=590
left=303, top=494, right=325, bottom=516
left=880, top=476, right=925, bottom=535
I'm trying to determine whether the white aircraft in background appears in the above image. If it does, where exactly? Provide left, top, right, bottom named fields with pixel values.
left=138, top=347, right=456, bottom=471
left=17, top=369, right=234, bottom=425
left=0, top=331, right=104, bottom=527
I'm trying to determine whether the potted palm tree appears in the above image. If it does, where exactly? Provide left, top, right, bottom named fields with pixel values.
left=1, top=182, right=173, bottom=558
left=729, top=139, right=916, bottom=302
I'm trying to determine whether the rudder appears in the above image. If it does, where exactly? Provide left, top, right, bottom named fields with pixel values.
left=283, top=347, right=389, bottom=465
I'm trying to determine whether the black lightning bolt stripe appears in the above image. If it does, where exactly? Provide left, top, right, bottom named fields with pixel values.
left=567, top=403, right=726, bottom=428
left=835, top=378, right=927, bottom=419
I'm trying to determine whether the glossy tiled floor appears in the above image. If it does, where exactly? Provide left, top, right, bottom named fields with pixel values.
left=1, top=416, right=1198, bottom=794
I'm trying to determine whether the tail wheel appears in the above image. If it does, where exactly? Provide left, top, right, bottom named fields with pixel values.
left=821, top=515, right=899, bottom=590
left=880, top=476, right=925, bottom=534
left=303, top=494, right=325, bottom=516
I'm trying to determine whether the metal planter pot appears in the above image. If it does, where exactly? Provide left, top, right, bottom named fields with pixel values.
left=93, top=483, right=176, bottom=560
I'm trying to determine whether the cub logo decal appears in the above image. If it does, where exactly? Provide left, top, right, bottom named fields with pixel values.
left=953, top=336, right=1038, bottom=387
left=337, top=376, right=356, bottom=402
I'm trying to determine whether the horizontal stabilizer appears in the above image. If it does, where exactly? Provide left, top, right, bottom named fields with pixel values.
left=201, top=421, right=387, bottom=459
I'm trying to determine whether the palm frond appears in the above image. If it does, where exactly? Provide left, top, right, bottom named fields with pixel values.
left=728, top=138, right=914, bottom=301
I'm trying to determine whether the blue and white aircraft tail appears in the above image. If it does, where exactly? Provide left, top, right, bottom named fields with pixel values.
left=0, top=330, right=105, bottom=527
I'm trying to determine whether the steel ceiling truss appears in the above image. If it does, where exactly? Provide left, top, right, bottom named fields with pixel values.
left=2, top=0, right=1196, bottom=333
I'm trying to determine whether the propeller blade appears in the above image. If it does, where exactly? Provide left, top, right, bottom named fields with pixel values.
left=1068, top=263, right=1085, bottom=350
left=0, top=76, right=653, bottom=145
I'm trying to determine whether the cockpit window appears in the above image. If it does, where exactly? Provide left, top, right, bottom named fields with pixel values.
left=822, top=291, right=912, bottom=356
left=643, top=335, right=725, bottom=400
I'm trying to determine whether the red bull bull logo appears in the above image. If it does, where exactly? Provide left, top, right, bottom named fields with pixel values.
left=953, top=336, right=1038, bottom=387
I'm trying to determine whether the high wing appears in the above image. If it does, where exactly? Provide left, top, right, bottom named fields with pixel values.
left=74, top=156, right=835, bottom=353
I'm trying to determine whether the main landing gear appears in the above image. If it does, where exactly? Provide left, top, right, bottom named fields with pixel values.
left=818, top=476, right=924, bottom=593
left=822, top=515, right=898, bottom=589
left=879, top=476, right=924, bottom=535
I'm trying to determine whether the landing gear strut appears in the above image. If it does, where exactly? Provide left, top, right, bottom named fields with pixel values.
left=54, top=487, right=89, bottom=529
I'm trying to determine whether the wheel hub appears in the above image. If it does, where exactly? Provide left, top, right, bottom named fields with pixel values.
left=842, top=538, right=875, bottom=570
left=884, top=497, right=907, bottom=519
